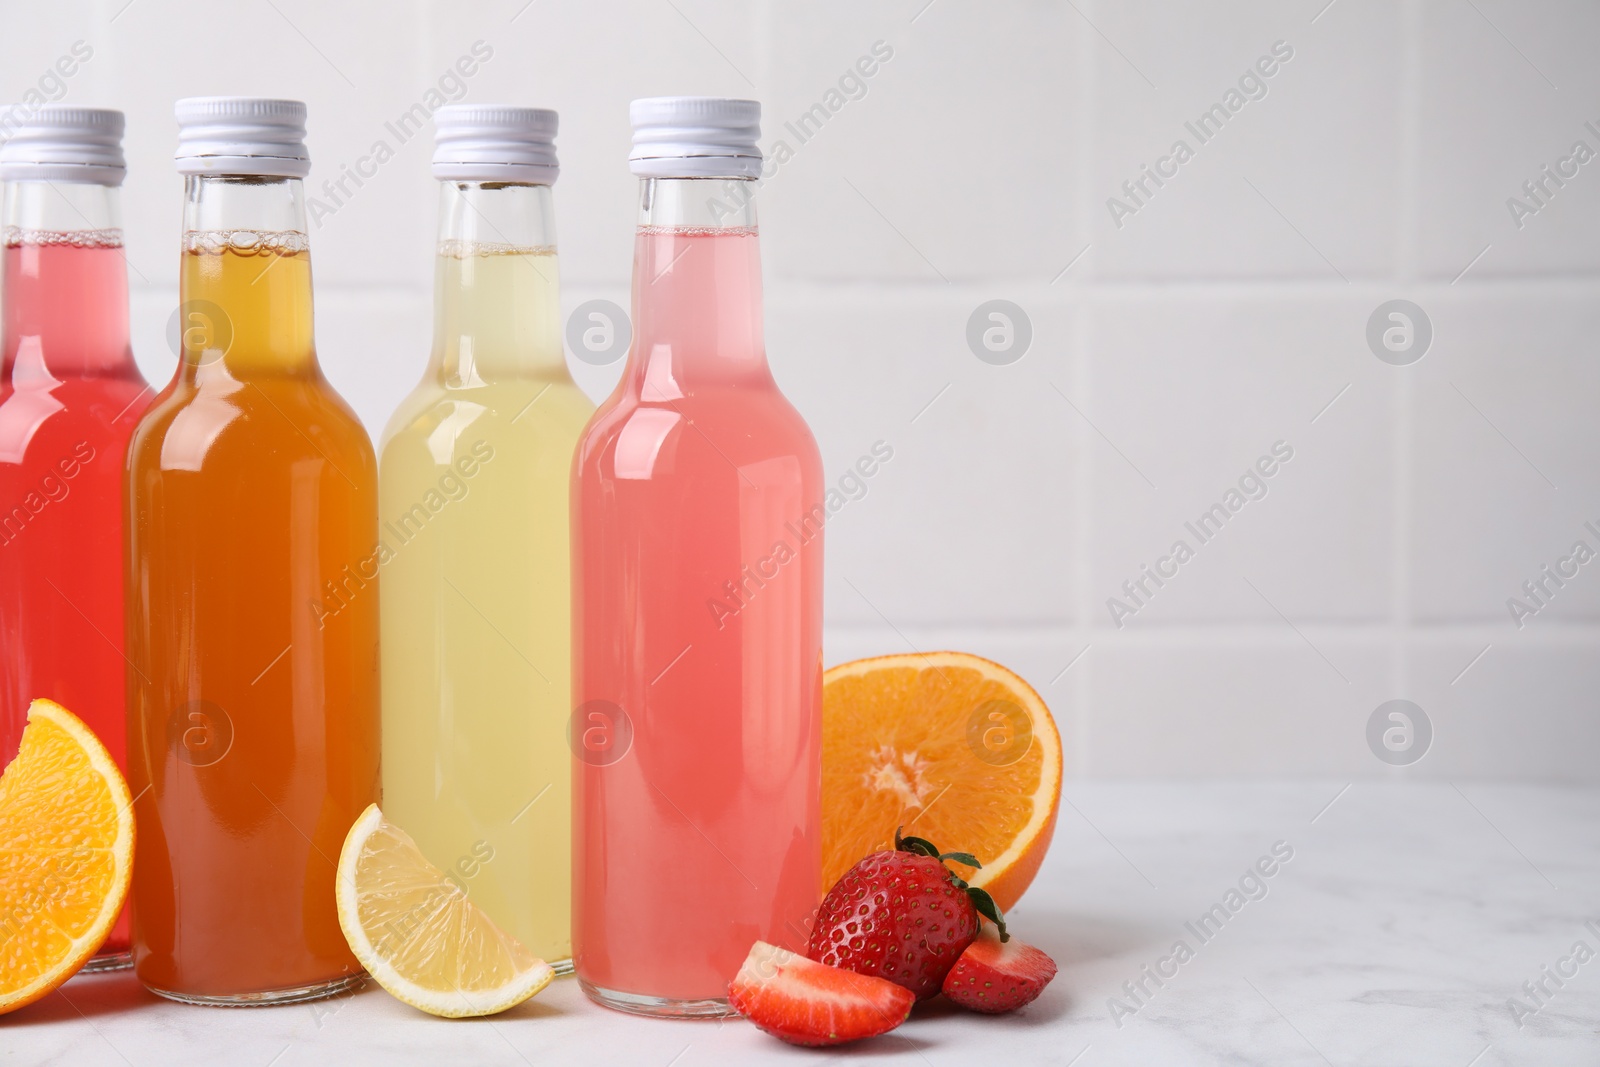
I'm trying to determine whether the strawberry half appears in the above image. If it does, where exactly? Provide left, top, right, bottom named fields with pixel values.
left=808, top=829, right=1006, bottom=1001
left=729, top=940, right=914, bottom=1047
left=941, top=926, right=1057, bottom=1013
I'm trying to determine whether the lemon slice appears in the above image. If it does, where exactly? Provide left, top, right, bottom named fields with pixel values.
left=335, top=804, right=554, bottom=1018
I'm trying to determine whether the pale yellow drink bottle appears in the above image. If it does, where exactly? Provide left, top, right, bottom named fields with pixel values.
left=378, top=105, right=591, bottom=968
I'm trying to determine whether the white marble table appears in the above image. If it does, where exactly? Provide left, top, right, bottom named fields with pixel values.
left=11, top=782, right=1597, bottom=1066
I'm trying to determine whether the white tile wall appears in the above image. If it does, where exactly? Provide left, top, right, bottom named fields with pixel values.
left=1410, top=288, right=1600, bottom=623
left=1090, top=0, right=1405, bottom=281
left=1415, top=0, right=1600, bottom=279
left=762, top=1, right=1084, bottom=283
left=6, top=0, right=1597, bottom=780
left=1087, top=292, right=1396, bottom=625
left=1085, top=636, right=1392, bottom=777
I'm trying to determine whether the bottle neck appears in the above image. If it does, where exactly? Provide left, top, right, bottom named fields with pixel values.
left=2, top=180, right=133, bottom=384
left=430, top=181, right=565, bottom=385
left=179, top=174, right=315, bottom=381
left=627, top=177, right=767, bottom=399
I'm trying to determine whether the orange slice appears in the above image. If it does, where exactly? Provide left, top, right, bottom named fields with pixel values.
left=0, top=699, right=135, bottom=1014
left=822, top=652, right=1060, bottom=913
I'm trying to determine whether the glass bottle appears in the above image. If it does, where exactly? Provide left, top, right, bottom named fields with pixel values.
left=572, top=98, right=824, bottom=1015
left=124, top=98, right=379, bottom=1004
left=379, top=106, right=591, bottom=969
left=0, top=108, right=148, bottom=969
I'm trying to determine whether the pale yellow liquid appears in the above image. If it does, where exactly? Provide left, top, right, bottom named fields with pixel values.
left=379, top=246, right=591, bottom=966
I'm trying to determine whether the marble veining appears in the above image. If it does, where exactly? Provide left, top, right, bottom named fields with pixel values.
left=9, top=783, right=1596, bottom=1066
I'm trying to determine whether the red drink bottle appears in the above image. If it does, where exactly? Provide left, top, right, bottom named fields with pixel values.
left=0, top=108, right=148, bottom=968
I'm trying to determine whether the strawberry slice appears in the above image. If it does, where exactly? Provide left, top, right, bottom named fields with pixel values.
left=940, top=926, right=1057, bottom=1013
left=729, top=941, right=915, bottom=1047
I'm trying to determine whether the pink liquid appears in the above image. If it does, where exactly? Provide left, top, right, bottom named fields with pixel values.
left=572, top=226, right=823, bottom=1007
left=0, top=239, right=149, bottom=960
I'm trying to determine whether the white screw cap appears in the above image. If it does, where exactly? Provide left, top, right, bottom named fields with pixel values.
left=174, top=97, right=309, bottom=178
left=629, top=97, right=761, bottom=179
left=0, top=108, right=126, bottom=185
left=432, top=105, right=559, bottom=185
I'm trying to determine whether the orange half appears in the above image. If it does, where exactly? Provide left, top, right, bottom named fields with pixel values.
left=822, top=652, right=1061, bottom=912
left=0, top=699, right=135, bottom=1014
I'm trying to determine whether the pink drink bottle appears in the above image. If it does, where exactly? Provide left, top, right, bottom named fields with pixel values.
left=0, top=110, right=148, bottom=969
left=572, top=98, right=823, bottom=1016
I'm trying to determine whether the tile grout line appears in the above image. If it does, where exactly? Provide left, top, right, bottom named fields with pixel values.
left=127, top=277, right=1600, bottom=302
left=1396, top=0, right=1423, bottom=286
left=822, top=621, right=1600, bottom=643
left=752, top=0, right=773, bottom=95
left=1072, top=264, right=1095, bottom=781
left=1072, top=0, right=1100, bottom=779
left=1075, top=0, right=1099, bottom=289
left=1393, top=0, right=1422, bottom=710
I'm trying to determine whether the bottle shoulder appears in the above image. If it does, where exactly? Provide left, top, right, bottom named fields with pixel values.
left=577, top=383, right=821, bottom=484
left=586, top=380, right=816, bottom=440
left=0, top=373, right=153, bottom=466
left=128, top=371, right=375, bottom=477
left=381, top=378, right=594, bottom=459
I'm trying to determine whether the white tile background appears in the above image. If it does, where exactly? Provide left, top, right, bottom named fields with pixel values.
left=4, top=0, right=1597, bottom=781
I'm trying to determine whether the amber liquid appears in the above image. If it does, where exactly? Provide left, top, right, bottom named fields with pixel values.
left=125, top=235, right=380, bottom=999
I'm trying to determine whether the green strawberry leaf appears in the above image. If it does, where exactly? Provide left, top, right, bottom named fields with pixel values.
left=967, top=887, right=1009, bottom=942
left=895, top=830, right=943, bottom=859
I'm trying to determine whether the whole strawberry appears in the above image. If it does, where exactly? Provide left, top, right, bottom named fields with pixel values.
left=808, top=829, right=1006, bottom=1000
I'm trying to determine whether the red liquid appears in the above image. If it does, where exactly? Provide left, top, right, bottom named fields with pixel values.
left=572, top=226, right=824, bottom=1006
left=0, top=238, right=149, bottom=959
